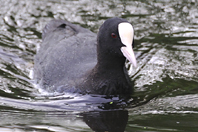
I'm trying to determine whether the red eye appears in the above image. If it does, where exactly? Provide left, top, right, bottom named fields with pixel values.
left=111, top=33, right=117, bottom=38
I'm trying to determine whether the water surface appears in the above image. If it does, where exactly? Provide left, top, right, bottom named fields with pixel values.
left=0, top=0, right=198, bottom=131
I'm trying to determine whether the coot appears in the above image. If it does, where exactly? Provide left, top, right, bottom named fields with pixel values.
left=34, top=17, right=137, bottom=95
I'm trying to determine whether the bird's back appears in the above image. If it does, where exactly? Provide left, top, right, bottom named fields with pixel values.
left=34, top=20, right=97, bottom=92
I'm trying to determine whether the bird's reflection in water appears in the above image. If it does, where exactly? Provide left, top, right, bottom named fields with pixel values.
left=81, top=110, right=128, bottom=132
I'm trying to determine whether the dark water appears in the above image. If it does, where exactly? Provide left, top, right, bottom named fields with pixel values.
left=0, top=0, right=198, bottom=131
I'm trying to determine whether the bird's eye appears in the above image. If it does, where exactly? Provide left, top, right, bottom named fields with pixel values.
left=111, top=33, right=117, bottom=38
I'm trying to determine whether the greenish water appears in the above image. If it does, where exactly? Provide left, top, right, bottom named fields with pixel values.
left=0, top=0, right=198, bottom=131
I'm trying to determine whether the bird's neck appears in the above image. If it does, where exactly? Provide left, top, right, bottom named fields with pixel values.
left=89, top=59, right=132, bottom=95
left=96, top=54, right=126, bottom=73
left=82, top=54, right=132, bottom=95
